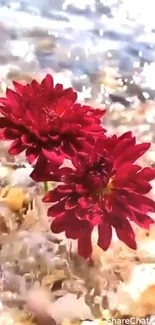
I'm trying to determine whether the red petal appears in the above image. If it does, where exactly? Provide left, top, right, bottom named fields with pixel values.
left=6, top=89, right=21, bottom=116
left=115, top=218, right=137, bottom=250
left=43, top=190, right=55, bottom=203
left=61, top=142, right=77, bottom=158
left=41, top=74, right=53, bottom=90
left=131, top=207, right=154, bottom=229
left=31, top=170, right=59, bottom=182
left=45, top=186, right=74, bottom=204
left=95, top=108, right=106, bottom=118
left=93, top=139, right=105, bottom=155
left=47, top=199, right=67, bottom=218
left=0, top=104, right=12, bottom=118
left=141, top=196, right=155, bottom=212
left=119, top=131, right=133, bottom=141
left=49, top=135, right=60, bottom=141
left=116, top=143, right=150, bottom=166
left=126, top=192, right=155, bottom=212
left=9, top=138, right=26, bottom=155
left=65, top=197, right=77, bottom=210
left=42, top=148, right=64, bottom=166
left=51, top=215, right=68, bottom=233
left=63, top=88, right=77, bottom=102
left=0, top=117, right=15, bottom=128
left=31, top=80, right=41, bottom=93
left=97, top=222, right=112, bottom=250
left=13, top=81, right=24, bottom=94
left=55, top=83, right=63, bottom=91
left=26, top=147, right=39, bottom=164
left=112, top=193, right=134, bottom=219
left=24, top=83, right=32, bottom=94
left=71, top=156, right=82, bottom=169
left=78, top=197, right=90, bottom=209
left=6, top=88, right=19, bottom=102
left=55, top=97, right=70, bottom=116
left=138, top=167, right=155, bottom=181
left=75, top=184, right=88, bottom=195
left=133, top=142, right=149, bottom=161
left=30, top=155, right=60, bottom=182
left=78, top=228, right=93, bottom=259
left=43, top=188, right=64, bottom=203
left=114, top=138, right=134, bottom=158
left=0, top=127, right=20, bottom=140
left=114, top=163, right=141, bottom=183
left=83, top=124, right=103, bottom=133
left=22, top=134, right=33, bottom=146
left=133, top=179, right=152, bottom=194
left=0, top=98, right=11, bottom=108
left=57, top=185, right=73, bottom=194
left=83, top=106, right=105, bottom=119
left=54, top=167, right=75, bottom=183
left=65, top=227, right=79, bottom=239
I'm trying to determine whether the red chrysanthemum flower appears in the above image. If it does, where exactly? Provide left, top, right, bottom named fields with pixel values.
left=43, top=131, right=155, bottom=258
left=0, top=74, right=106, bottom=172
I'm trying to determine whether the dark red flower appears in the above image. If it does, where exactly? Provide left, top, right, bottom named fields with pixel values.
left=43, top=131, right=155, bottom=258
left=0, top=74, right=106, bottom=172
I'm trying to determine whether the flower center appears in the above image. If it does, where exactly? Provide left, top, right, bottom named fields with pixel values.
left=96, top=179, right=114, bottom=200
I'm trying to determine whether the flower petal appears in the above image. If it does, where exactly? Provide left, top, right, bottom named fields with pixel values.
left=51, top=215, right=68, bottom=233
left=75, top=184, right=88, bottom=195
left=31, top=80, right=41, bottom=93
left=6, top=89, right=21, bottom=117
left=55, top=83, right=63, bottom=92
left=114, top=138, right=135, bottom=159
left=65, top=197, right=77, bottom=210
left=116, top=143, right=150, bottom=166
left=0, top=117, right=15, bottom=128
left=65, top=227, right=79, bottom=239
left=47, top=199, right=67, bottom=218
left=119, top=131, right=133, bottom=141
left=57, top=185, right=73, bottom=194
left=43, top=188, right=65, bottom=203
left=30, top=156, right=60, bottom=182
left=55, top=97, right=71, bottom=116
left=126, top=192, right=155, bottom=213
left=13, top=81, right=24, bottom=94
left=26, top=147, right=39, bottom=164
left=131, top=206, right=154, bottom=229
left=42, top=148, right=64, bottom=166
left=22, top=134, right=34, bottom=146
left=78, top=228, right=93, bottom=259
left=97, top=222, right=112, bottom=250
left=138, top=167, right=155, bottom=181
left=114, top=163, right=141, bottom=184
left=63, top=88, right=77, bottom=102
left=115, top=218, right=137, bottom=250
left=9, top=138, right=26, bottom=155
left=41, top=74, right=53, bottom=90
left=56, top=167, right=75, bottom=183
left=0, top=104, right=12, bottom=118
left=132, top=179, right=152, bottom=194
left=0, top=127, right=20, bottom=140
left=78, top=196, right=90, bottom=209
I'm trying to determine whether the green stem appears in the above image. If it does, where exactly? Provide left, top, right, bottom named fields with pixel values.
left=44, top=182, right=49, bottom=192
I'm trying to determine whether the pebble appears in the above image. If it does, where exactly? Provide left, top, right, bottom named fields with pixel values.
left=52, top=294, right=93, bottom=322
left=10, top=167, right=34, bottom=187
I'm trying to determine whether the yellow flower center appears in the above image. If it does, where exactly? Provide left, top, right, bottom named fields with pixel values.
left=96, top=179, right=114, bottom=200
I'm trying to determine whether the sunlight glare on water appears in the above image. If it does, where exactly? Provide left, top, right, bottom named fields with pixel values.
left=0, top=0, right=155, bottom=102
left=114, top=0, right=155, bottom=28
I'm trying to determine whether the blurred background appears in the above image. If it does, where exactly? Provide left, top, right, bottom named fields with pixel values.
left=0, top=0, right=155, bottom=137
